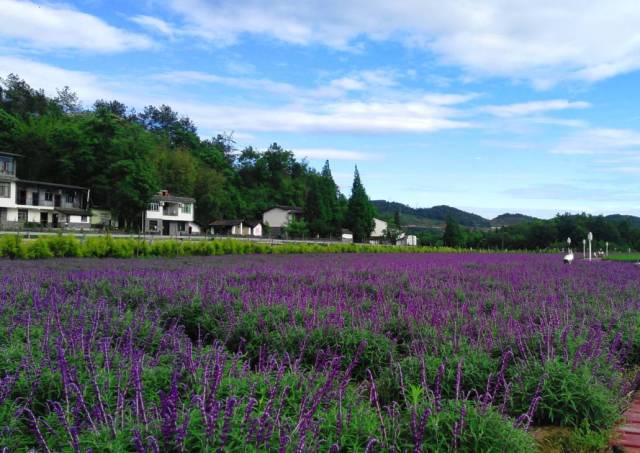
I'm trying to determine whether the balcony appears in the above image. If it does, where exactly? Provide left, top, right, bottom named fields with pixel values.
left=162, top=207, right=179, bottom=216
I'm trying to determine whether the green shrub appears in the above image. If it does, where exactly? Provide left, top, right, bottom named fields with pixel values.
left=25, top=237, right=53, bottom=259
left=45, top=234, right=81, bottom=257
left=1, top=235, right=480, bottom=260
left=510, top=358, right=619, bottom=429
left=377, top=345, right=500, bottom=406
left=81, top=236, right=114, bottom=257
left=0, top=235, right=26, bottom=259
left=418, top=400, right=537, bottom=452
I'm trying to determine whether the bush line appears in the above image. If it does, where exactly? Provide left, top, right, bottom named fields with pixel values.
left=0, top=234, right=467, bottom=259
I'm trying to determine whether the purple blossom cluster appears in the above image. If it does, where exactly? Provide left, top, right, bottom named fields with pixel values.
left=0, top=253, right=639, bottom=451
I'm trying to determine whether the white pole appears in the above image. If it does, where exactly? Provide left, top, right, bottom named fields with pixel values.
left=606, top=242, right=609, bottom=256
left=583, top=239, right=586, bottom=259
left=588, top=232, right=593, bottom=261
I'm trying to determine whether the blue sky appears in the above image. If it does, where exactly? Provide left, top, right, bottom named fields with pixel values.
left=1, top=0, right=640, bottom=218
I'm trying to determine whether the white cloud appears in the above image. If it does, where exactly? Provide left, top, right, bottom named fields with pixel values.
left=1, top=56, right=472, bottom=134
left=168, top=101, right=472, bottom=134
left=0, top=56, right=116, bottom=101
left=167, top=0, right=640, bottom=86
left=293, top=148, right=373, bottom=161
left=154, top=71, right=301, bottom=97
left=0, top=0, right=153, bottom=52
left=481, top=100, right=590, bottom=118
left=552, top=128, right=640, bottom=155
left=154, top=69, right=400, bottom=100
left=131, top=15, right=176, bottom=38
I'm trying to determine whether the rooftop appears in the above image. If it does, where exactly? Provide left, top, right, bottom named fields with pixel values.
left=266, top=205, right=303, bottom=213
left=17, top=179, right=89, bottom=190
left=209, top=219, right=243, bottom=226
left=0, top=151, right=24, bottom=158
left=151, top=194, right=196, bottom=204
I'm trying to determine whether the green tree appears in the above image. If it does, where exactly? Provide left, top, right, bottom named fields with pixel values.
left=394, top=209, right=402, bottom=229
left=345, top=166, right=375, bottom=243
left=283, top=219, right=309, bottom=239
left=306, top=161, right=342, bottom=238
left=443, top=215, right=463, bottom=247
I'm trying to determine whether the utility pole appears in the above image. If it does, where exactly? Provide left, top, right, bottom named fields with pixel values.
left=588, top=232, right=593, bottom=261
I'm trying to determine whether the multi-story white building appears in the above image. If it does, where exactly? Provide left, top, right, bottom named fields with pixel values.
left=144, top=190, right=196, bottom=235
left=0, top=152, right=91, bottom=228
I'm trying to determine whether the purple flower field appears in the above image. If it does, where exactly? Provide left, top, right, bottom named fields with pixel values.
left=1, top=253, right=639, bottom=451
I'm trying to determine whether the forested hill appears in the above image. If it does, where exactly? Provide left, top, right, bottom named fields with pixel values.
left=372, top=200, right=537, bottom=228
left=606, top=215, right=640, bottom=228
left=490, top=213, right=538, bottom=227
left=372, top=200, right=491, bottom=227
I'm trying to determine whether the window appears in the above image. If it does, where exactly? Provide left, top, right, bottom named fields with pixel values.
left=18, top=209, right=27, bottom=222
left=148, top=202, right=160, bottom=211
left=66, top=193, right=75, bottom=203
left=0, top=183, right=9, bottom=198
left=0, top=157, right=14, bottom=175
left=81, top=216, right=87, bottom=222
left=45, top=192, right=53, bottom=201
left=149, top=220, right=158, bottom=230
left=182, top=203, right=192, bottom=214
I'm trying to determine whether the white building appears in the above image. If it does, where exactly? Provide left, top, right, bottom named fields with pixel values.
left=368, top=217, right=388, bottom=243
left=210, top=219, right=262, bottom=236
left=0, top=152, right=91, bottom=228
left=244, top=220, right=262, bottom=237
left=262, top=205, right=303, bottom=236
left=397, top=234, right=418, bottom=246
left=144, top=190, right=196, bottom=235
left=209, top=219, right=243, bottom=236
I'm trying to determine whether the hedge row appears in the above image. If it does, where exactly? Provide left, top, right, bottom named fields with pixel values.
left=0, top=235, right=458, bottom=259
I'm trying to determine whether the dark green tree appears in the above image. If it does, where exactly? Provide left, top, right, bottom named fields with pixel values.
left=443, top=215, right=463, bottom=247
left=306, top=160, right=342, bottom=237
left=345, top=166, right=375, bottom=243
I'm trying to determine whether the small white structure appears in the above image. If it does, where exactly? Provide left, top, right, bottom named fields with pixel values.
left=209, top=219, right=243, bottom=236
left=244, top=220, right=262, bottom=237
left=262, top=205, right=303, bottom=236
left=341, top=229, right=353, bottom=243
left=397, top=234, right=418, bottom=246
left=91, top=208, right=118, bottom=229
left=187, top=222, right=201, bottom=235
left=210, top=219, right=262, bottom=236
left=145, top=190, right=195, bottom=236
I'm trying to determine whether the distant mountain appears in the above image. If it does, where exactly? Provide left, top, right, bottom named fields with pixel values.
left=372, top=200, right=490, bottom=228
left=605, top=214, right=640, bottom=228
left=490, top=213, right=538, bottom=227
left=372, top=200, right=539, bottom=230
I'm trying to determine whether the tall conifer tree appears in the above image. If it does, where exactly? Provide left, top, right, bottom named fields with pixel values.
left=346, top=166, right=375, bottom=242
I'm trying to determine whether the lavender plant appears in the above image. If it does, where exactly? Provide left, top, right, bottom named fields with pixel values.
left=1, top=252, right=638, bottom=451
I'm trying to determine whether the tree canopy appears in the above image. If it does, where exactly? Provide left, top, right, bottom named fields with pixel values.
left=0, top=74, right=373, bottom=236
